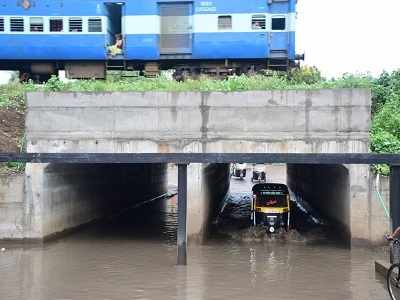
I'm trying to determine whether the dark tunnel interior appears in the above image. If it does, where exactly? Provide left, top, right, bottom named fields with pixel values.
left=35, top=162, right=351, bottom=245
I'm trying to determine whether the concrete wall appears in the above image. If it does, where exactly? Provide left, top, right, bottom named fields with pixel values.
left=0, top=174, right=25, bottom=239
left=24, top=89, right=372, bottom=242
left=370, top=174, right=391, bottom=242
left=26, top=89, right=370, bottom=154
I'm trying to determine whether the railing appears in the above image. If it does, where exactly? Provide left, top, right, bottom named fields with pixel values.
left=1, top=153, right=400, bottom=165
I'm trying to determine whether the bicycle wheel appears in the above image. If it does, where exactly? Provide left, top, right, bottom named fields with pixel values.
left=387, top=264, right=400, bottom=300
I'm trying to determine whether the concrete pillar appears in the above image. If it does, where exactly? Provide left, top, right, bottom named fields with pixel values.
left=347, top=165, right=392, bottom=245
left=370, top=173, right=391, bottom=242
left=177, top=164, right=188, bottom=265
left=24, top=163, right=46, bottom=239
left=186, top=163, right=230, bottom=242
left=347, top=165, right=373, bottom=244
left=0, top=174, right=25, bottom=239
left=187, top=164, right=204, bottom=241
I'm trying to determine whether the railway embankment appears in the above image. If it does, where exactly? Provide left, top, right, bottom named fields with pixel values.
left=0, top=74, right=374, bottom=172
left=0, top=72, right=398, bottom=243
left=20, top=87, right=373, bottom=243
left=1, top=72, right=399, bottom=174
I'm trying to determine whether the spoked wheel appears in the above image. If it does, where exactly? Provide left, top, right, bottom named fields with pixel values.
left=387, top=264, right=400, bottom=300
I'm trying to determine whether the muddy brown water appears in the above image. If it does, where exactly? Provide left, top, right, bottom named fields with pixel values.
left=0, top=182, right=392, bottom=300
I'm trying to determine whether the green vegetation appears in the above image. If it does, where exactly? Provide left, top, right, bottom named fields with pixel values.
left=369, top=71, right=400, bottom=174
left=0, top=71, right=373, bottom=109
left=0, top=68, right=399, bottom=175
left=0, top=82, right=29, bottom=109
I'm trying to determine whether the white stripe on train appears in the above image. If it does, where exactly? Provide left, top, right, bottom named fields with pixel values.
left=123, top=13, right=296, bottom=35
left=0, top=13, right=295, bottom=35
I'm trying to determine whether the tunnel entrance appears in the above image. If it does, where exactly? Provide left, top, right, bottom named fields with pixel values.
left=25, top=163, right=169, bottom=239
left=24, top=161, right=351, bottom=246
left=215, top=163, right=351, bottom=244
left=287, top=164, right=350, bottom=241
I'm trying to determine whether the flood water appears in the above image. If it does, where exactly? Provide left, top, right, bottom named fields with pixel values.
left=0, top=174, right=391, bottom=300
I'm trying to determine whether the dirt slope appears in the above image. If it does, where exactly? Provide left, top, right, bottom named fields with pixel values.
left=0, top=108, right=24, bottom=152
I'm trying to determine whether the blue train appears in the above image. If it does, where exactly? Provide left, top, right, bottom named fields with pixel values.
left=0, top=0, right=302, bottom=80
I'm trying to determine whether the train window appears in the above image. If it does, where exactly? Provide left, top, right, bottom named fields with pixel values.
left=30, top=17, right=44, bottom=32
left=252, top=15, right=266, bottom=30
left=69, top=18, right=82, bottom=32
left=271, top=17, right=286, bottom=30
left=88, top=18, right=102, bottom=32
left=218, top=15, right=232, bottom=30
left=10, top=18, right=24, bottom=32
left=50, top=18, right=63, bottom=32
left=0, top=18, right=4, bottom=32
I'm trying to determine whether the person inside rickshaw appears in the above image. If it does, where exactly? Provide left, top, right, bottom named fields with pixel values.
left=108, top=33, right=124, bottom=57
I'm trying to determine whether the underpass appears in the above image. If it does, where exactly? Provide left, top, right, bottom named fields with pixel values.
left=2, top=88, right=391, bottom=250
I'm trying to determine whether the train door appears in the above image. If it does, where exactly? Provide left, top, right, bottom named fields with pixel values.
left=268, top=0, right=290, bottom=59
left=159, top=2, right=193, bottom=54
left=269, top=15, right=289, bottom=58
left=104, top=2, right=125, bottom=56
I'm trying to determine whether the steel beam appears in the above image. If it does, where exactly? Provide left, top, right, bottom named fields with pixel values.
left=391, top=166, right=400, bottom=230
left=1, top=153, right=400, bottom=165
left=177, top=164, right=188, bottom=266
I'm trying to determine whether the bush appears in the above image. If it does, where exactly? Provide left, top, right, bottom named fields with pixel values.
left=288, top=66, right=323, bottom=84
left=370, top=71, right=400, bottom=113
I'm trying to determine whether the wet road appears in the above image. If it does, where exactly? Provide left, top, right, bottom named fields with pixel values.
left=0, top=172, right=392, bottom=300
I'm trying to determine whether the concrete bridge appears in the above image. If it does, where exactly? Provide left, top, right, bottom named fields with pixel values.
left=2, top=89, right=394, bottom=251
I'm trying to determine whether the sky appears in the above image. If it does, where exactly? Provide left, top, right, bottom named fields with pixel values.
left=297, top=0, right=400, bottom=78
left=1, top=0, right=400, bottom=83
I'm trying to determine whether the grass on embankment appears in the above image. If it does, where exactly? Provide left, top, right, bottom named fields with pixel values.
left=0, top=73, right=372, bottom=109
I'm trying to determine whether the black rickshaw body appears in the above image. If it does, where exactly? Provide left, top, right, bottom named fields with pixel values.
left=251, top=183, right=291, bottom=233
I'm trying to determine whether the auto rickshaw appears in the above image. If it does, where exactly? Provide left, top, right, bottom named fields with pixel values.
left=231, top=163, right=247, bottom=179
left=251, top=183, right=291, bottom=233
left=251, top=164, right=266, bottom=182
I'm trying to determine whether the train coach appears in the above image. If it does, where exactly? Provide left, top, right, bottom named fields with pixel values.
left=0, top=0, right=302, bottom=80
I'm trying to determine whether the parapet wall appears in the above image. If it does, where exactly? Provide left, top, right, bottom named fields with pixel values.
left=26, top=89, right=371, bottom=153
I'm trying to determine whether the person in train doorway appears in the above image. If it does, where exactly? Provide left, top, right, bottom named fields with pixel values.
left=108, top=33, right=124, bottom=57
